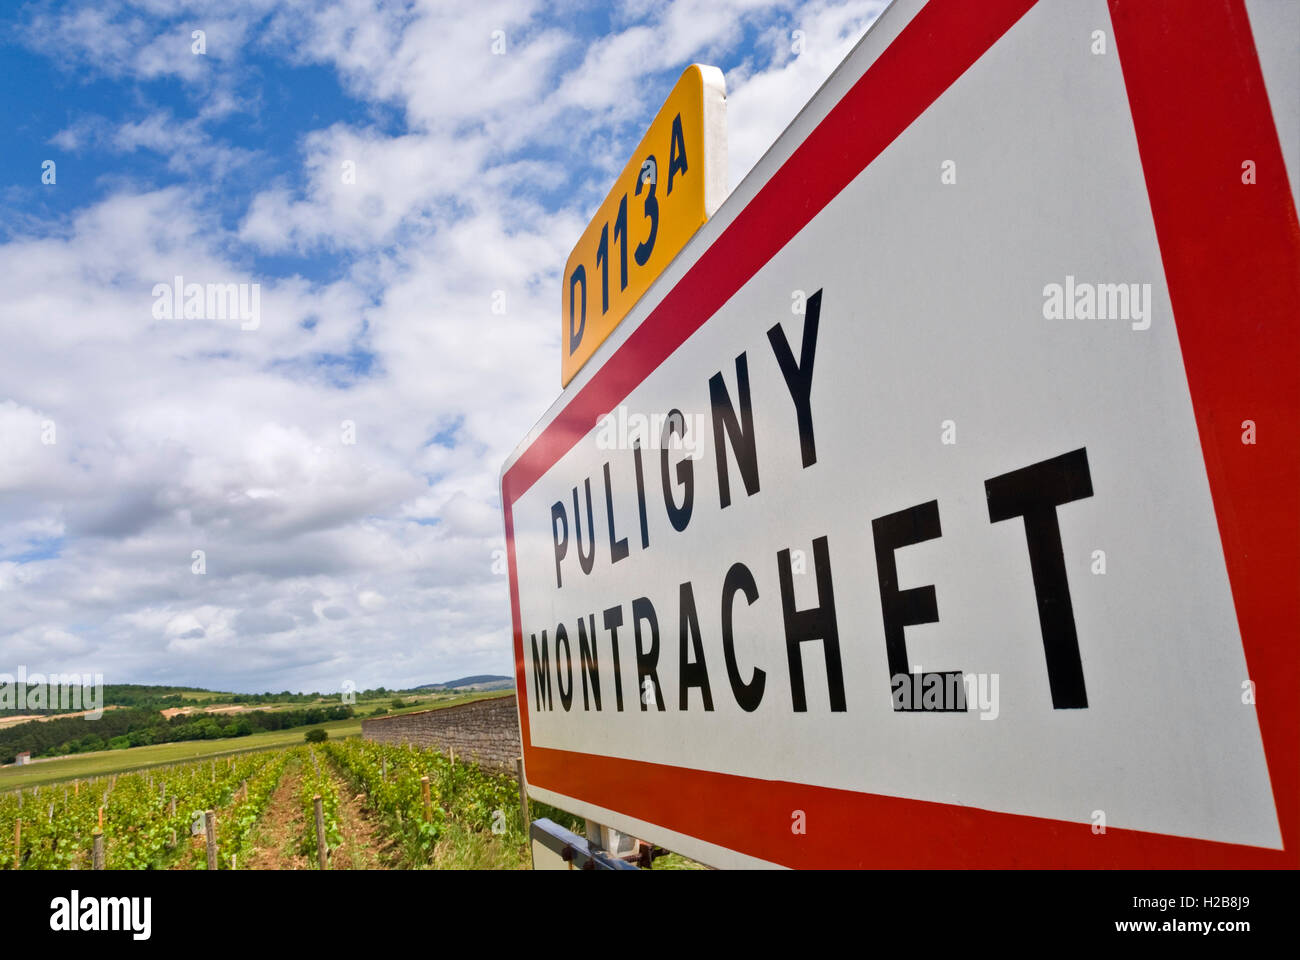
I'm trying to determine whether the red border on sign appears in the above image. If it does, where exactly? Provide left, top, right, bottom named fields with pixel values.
left=502, top=0, right=1300, bottom=868
left=1108, top=0, right=1300, bottom=862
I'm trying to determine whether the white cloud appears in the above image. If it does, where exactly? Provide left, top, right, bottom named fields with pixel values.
left=725, top=0, right=888, bottom=185
left=1, top=0, right=886, bottom=692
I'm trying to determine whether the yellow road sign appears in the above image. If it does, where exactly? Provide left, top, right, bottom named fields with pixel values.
left=561, top=64, right=727, bottom=386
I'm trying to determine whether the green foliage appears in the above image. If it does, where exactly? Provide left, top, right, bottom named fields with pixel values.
left=0, top=740, right=599, bottom=871
left=0, top=708, right=161, bottom=763
left=322, top=739, right=583, bottom=869
left=0, top=751, right=288, bottom=870
left=324, top=740, right=445, bottom=862
left=298, top=747, right=342, bottom=866
left=0, top=683, right=431, bottom=725
left=0, top=704, right=356, bottom=764
left=304, top=728, right=328, bottom=743
left=189, top=752, right=291, bottom=869
left=0, top=684, right=206, bottom=719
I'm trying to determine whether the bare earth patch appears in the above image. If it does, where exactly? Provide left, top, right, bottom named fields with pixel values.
left=326, top=771, right=396, bottom=870
left=243, top=761, right=309, bottom=870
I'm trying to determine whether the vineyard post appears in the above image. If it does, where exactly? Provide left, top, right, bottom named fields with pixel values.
left=516, top=757, right=529, bottom=831
left=421, top=776, right=432, bottom=822
left=204, top=810, right=217, bottom=870
left=169, top=797, right=177, bottom=816
left=313, top=796, right=328, bottom=869
left=14, top=819, right=20, bottom=866
left=382, top=757, right=386, bottom=782
left=92, top=831, right=105, bottom=870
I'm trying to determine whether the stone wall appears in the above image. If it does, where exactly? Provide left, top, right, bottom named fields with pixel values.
left=361, top=694, right=521, bottom=774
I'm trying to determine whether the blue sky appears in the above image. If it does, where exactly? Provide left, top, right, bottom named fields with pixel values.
left=0, top=0, right=886, bottom=693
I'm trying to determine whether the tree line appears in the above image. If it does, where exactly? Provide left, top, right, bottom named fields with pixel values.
left=0, top=705, right=356, bottom=765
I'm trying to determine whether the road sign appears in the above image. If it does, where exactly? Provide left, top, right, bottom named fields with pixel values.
left=503, top=0, right=1300, bottom=868
left=561, top=64, right=727, bottom=387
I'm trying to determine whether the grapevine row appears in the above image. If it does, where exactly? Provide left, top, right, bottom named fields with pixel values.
left=323, top=739, right=543, bottom=865
left=0, top=751, right=287, bottom=869
left=298, top=746, right=341, bottom=867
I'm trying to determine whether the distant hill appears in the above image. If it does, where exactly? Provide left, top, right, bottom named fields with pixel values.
left=414, top=675, right=513, bottom=692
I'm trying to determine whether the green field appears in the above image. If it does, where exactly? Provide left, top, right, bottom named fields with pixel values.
left=0, top=717, right=362, bottom=790
left=0, top=690, right=710, bottom=870
left=0, top=691, right=513, bottom=791
left=165, top=691, right=442, bottom=713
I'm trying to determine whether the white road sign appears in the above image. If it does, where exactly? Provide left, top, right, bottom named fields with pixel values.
left=502, top=0, right=1300, bottom=868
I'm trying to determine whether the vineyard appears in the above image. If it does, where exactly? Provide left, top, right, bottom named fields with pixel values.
left=0, top=738, right=584, bottom=870
left=323, top=738, right=570, bottom=868
left=0, top=750, right=287, bottom=869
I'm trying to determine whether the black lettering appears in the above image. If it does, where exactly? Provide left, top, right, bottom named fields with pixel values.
left=550, top=501, right=568, bottom=588
left=660, top=410, right=694, bottom=532
left=872, top=500, right=964, bottom=712
left=709, top=354, right=760, bottom=508
left=667, top=113, right=688, bottom=195
left=603, top=605, right=625, bottom=711
left=634, top=154, right=659, bottom=266
left=577, top=613, right=601, bottom=711
left=632, top=597, right=664, bottom=712
left=555, top=622, right=574, bottom=712
left=572, top=479, right=595, bottom=576
left=568, top=265, right=586, bottom=354
left=678, top=582, right=714, bottom=710
left=530, top=629, right=551, bottom=711
left=721, top=563, right=766, bottom=712
left=778, top=537, right=846, bottom=712
left=603, top=462, right=629, bottom=564
left=633, top=442, right=650, bottom=549
left=767, top=289, right=821, bottom=468
left=985, top=448, right=1094, bottom=709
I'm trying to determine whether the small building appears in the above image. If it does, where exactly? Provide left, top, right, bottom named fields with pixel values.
left=14, top=752, right=31, bottom=765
